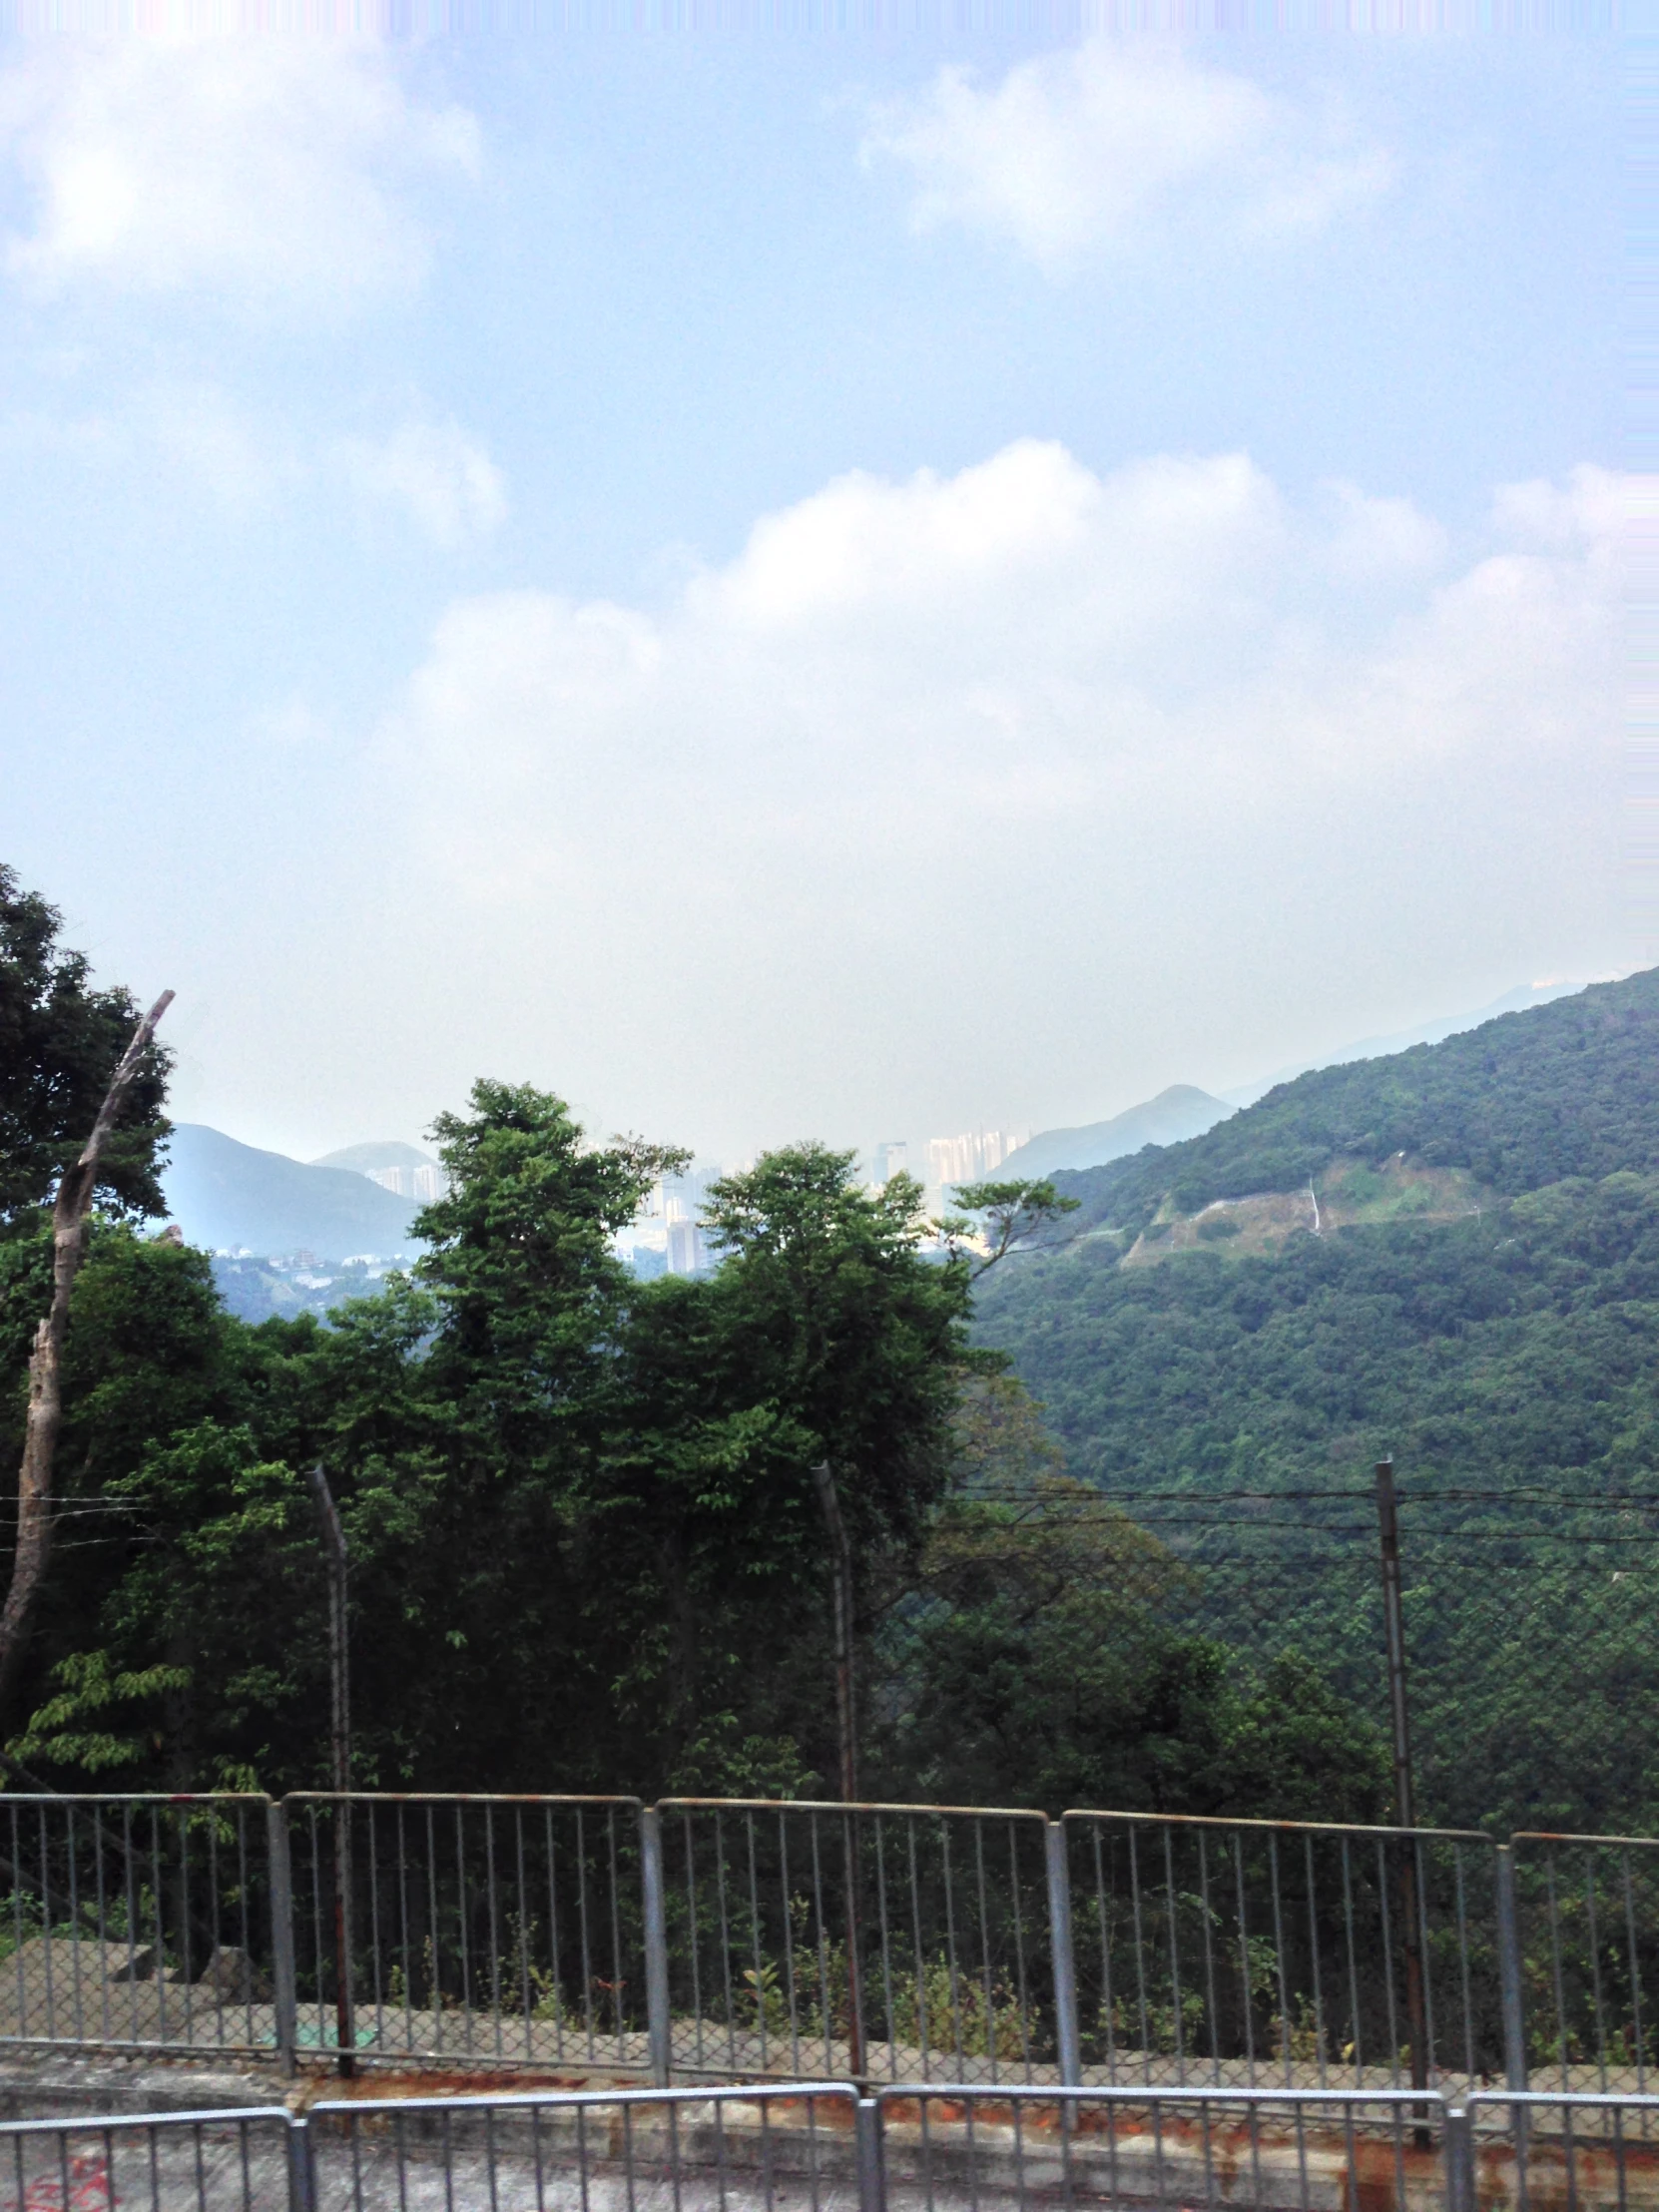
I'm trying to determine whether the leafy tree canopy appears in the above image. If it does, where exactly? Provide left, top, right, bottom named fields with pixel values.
left=0, top=864, right=171, bottom=1227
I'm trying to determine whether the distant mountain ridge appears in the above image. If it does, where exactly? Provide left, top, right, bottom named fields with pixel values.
left=163, top=1125, right=419, bottom=1259
left=1000, top=1086, right=1232, bottom=1179
left=1001, top=984, right=1590, bottom=1181
left=312, top=1141, right=435, bottom=1173
left=1221, top=979, right=1598, bottom=1107
left=1052, top=970, right=1654, bottom=1236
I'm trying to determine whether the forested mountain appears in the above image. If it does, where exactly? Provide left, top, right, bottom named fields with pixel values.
left=973, top=968, right=1659, bottom=1836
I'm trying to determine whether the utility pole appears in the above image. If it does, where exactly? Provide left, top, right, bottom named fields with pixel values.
left=810, top=1460, right=866, bottom=2079
left=306, top=1463, right=355, bottom=2078
left=1375, top=1458, right=1429, bottom=2113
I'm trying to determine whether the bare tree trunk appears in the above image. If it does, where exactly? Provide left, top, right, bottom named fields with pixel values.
left=0, top=990, right=174, bottom=1721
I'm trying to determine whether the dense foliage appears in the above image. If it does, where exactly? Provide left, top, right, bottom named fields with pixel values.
left=0, top=865, right=171, bottom=1223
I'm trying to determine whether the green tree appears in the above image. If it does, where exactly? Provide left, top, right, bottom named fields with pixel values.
left=701, top=1150, right=975, bottom=1555
left=0, top=863, right=171, bottom=1226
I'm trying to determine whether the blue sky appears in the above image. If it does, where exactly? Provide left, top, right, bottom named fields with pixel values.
left=0, top=20, right=1627, bottom=1161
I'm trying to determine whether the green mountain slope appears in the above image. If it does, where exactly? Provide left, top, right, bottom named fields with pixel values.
left=1057, top=968, right=1659, bottom=1235
left=972, top=969, right=1659, bottom=1836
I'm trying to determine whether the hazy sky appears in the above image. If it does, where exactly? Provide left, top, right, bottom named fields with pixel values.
left=0, top=17, right=1625, bottom=1162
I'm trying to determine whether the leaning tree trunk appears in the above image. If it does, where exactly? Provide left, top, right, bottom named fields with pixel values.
left=0, top=990, right=174, bottom=1721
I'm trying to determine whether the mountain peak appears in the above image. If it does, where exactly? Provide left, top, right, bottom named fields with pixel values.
left=310, top=1140, right=435, bottom=1173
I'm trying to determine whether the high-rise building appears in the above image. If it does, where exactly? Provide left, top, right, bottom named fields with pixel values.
left=666, top=1219, right=714, bottom=1277
left=872, top=1141, right=909, bottom=1185
left=924, top=1128, right=1034, bottom=1208
left=362, top=1163, right=448, bottom=1202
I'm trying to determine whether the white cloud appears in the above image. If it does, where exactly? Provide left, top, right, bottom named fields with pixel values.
left=339, top=418, right=508, bottom=548
left=0, top=36, right=479, bottom=310
left=1322, top=481, right=1448, bottom=582
left=371, top=445, right=1619, bottom=1150
left=1, top=375, right=506, bottom=546
left=1491, top=464, right=1627, bottom=551
left=863, top=40, right=1390, bottom=272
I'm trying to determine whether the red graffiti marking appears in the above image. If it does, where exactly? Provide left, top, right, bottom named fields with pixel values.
left=10, top=2153, right=113, bottom=2212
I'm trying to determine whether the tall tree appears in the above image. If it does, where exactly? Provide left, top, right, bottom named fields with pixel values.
left=700, top=1149, right=978, bottom=1793
left=0, top=990, right=173, bottom=1718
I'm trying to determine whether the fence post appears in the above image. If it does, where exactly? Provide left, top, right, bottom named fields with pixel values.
left=1045, top=1821, right=1082, bottom=2088
left=641, top=1806, right=672, bottom=2087
left=268, top=1798, right=298, bottom=2080
left=285, top=2111, right=315, bottom=2212
left=1443, top=2104, right=1475, bottom=2212
left=854, top=2097, right=884, bottom=2212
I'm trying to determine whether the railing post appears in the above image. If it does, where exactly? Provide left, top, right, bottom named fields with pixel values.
left=855, top=2096, right=884, bottom=2212
left=641, top=1806, right=672, bottom=2086
left=1443, top=2104, right=1475, bottom=2212
left=268, top=1798, right=298, bottom=2079
left=1496, top=1844, right=1530, bottom=2158
left=1496, top=1845, right=1528, bottom=2095
left=1045, top=1821, right=1082, bottom=2089
left=285, top=2111, right=315, bottom=2212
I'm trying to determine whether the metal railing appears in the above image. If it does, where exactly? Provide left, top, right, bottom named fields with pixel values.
left=1063, top=1812, right=1503, bottom=2093
left=654, top=1801, right=1053, bottom=2085
left=1464, top=2089, right=1659, bottom=2212
left=877, top=2083, right=1452, bottom=2212
left=285, top=1795, right=649, bottom=2068
left=0, top=2105, right=296, bottom=2212
left=11, top=2081, right=1659, bottom=2212
left=8, top=1793, right=1659, bottom=2099
left=1508, top=1833, right=1659, bottom=2096
left=305, top=2081, right=863, bottom=2212
left=0, top=1797, right=277, bottom=2057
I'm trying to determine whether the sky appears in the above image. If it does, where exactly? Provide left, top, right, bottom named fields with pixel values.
left=0, top=12, right=1630, bottom=1163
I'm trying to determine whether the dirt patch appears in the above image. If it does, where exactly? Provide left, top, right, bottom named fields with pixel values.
left=1123, top=1157, right=1484, bottom=1269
